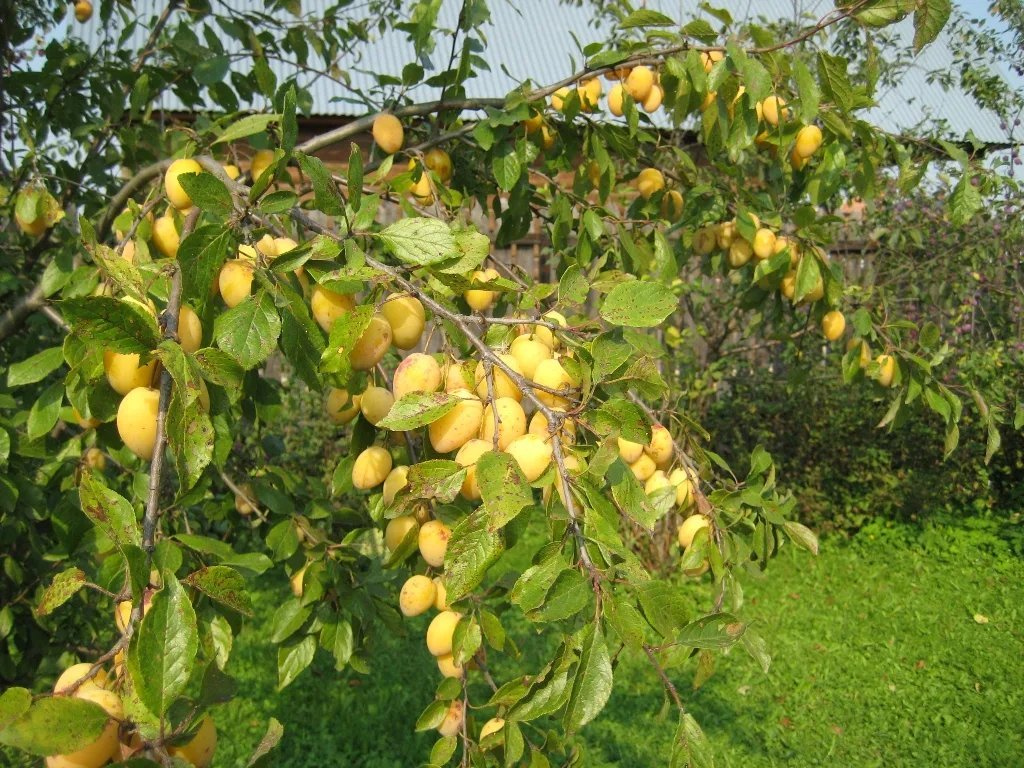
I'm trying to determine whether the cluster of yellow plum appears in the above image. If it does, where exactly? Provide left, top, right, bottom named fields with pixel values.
left=44, top=662, right=215, bottom=767
left=369, top=113, right=453, bottom=206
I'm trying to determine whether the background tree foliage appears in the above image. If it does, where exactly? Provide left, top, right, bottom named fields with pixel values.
left=0, top=0, right=1021, bottom=766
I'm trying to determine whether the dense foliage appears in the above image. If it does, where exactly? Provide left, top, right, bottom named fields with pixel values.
left=1, top=1, right=1020, bottom=766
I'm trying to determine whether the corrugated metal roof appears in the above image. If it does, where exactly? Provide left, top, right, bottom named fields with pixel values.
left=71, top=0, right=1009, bottom=143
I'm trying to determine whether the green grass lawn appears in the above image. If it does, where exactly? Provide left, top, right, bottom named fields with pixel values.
left=212, top=518, right=1024, bottom=767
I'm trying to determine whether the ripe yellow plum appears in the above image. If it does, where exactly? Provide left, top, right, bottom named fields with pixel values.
left=385, top=515, right=418, bottom=551
left=443, top=359, right=474, bottom=392
left=629, top=453, right=657, bottom=482
left=523, top=310, right=566, bottom=350
left=752, top=228, right=777, bottom=260
left=350, top=315, right=392, bottom=370
left=617, top=437, right=643, bottom=463
left=433, top=577, right=448, bottom=610
left=529, top=409, right=575, bottom=445
left=359, top=386, right=395, bottom=426
left=551, top=86, right=571, bottom=111
left=54, top=663, right=109, bottom=694
left=222, top=164, right=241, bottom=180
left=234, top=483, right=256, bottom=515
left=249, top=149, right=275, bottom=182
left=424, top=148, right=453, bottom=182
left=474, top=354, right=523, bottom=401
left=716, top=220, right=736, bottom=250
left=510, top=334, right=552, bottom=380
left=117, top=387, right=160, bottom=460
left=104, top=351, right=156, bottom=395
left=218, top=259, right=254, bottom=308
left=480, top=397, right=527, bottom=450
left=326, top=388, right=361, bottom=424
left=418, top=519, right=451, bottom=567
left=875, top=354, right=897, bottom=387
left=645, top=424, right=674, bottom=467
left=169, top=715, right=216, bottom=768
left=310, top=285, right=356, bottom=333
left=437, top=700, right=465, bottom=738
left=625, top=66, right=655, bottom=102
left=152, top=214, right=180, bottom=258
left=643, top=84, right=664, bottom=112
left=455, top=438, right=491, bottom=501
left=700, top=50, right=724, bottom=72
left=795, top=124, right=823, bottom=158
left=506, top=434, right=553, bottom=482
left=822, top=310, right=846, bottom=341
left=74, top=0, right=93, bottom=22
left=429, top=388, right=484, bottom=453
left=533, top=358, right=576, bottom=407
left=383, top=465, right=409, bottom=504
left=352, top=446, right=393, bottom=490
left=290, top=565, right=306, bottom=598
left=393, top=353, right=442, bottom=399
left=607, top=83, right=625, bottom=116
left=399, top=574, right=437, bottom=617
left=693, top=226, right=717, bottom=255
left=177, top=305, right=203, bottom=353
left=660, top=188, right=683, bottom=219
left=728, top=239, right=753, bottom=268
left=678, top=514, right=712, bottom=548
left=408, top=160, right=434, bottom=205
left=669, top=468, right=694, bottom=507
left=774, top=236, right=800, bottom=266
left=372, top=114, right=404, bottom=154
left=465, top=268, right=499, bottom=312
left=645, top=470, right=671, bottom=496
left=426, top=610, right=462, bottom=656
left=636, top=168, right=665, bottom=200
left=164, top=158, right=203, bottom=210
left=436, top=653, right=464, bottom=678
left=759, top=95, right=790, bottom=126
left=381, top=293, right=426, bottom=349
left=577, top=77, right=602, bottom=110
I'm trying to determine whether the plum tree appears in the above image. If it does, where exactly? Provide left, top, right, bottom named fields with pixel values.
left=1, top=2, right=1012, bottom=766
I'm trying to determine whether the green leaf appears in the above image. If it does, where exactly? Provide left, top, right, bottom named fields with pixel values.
left=35, top=567, right=86, bottom=617
left=247, top=717, right=285, bottom=768
left=603, top=593, right=647, bottom=649
left=527, top=568, right=591, bottom=622
left=377, top=218, right=456, bottom=265
left=948, top=175, right=982, bottom=226
left=559, top=264, right=590, bottom=305
left=669, top=713, right=715, bottom=768
left=857, top=0, right=912, bottom=27
left=193, top=347, right=244, bottom=391
left=609, top=459, right=659, bottom=529
left=430, top=735, right=458, bottom=765
left=347, top=143, right=363, bottom=212
left=793, top=60, right=820, bottom=123
left=78, top=470, right=143, bottom=554
left=620, top=8, right=675, bottom=27
left=279, top=285, right=325, bottom=390
left=319, top=304, right=372, bottom=381
left=7, top=347, right=65, bottom=387
left=178, top=226, right=233, bottom=312
left=783, top=521, right=819, bottom=554
left=258, top=190, right=299, bottom=215
left=817, top=51, right=853, bottom=113
left=793, top=254, right=822, bottom=304
left=444, top=508, right=504, bottom=602
left=405, top=460, right=467, bottom=506
left=61, top=296, right=161, bottom=354
left=213, top=290, right=281, bottom=370
left=158, top=342, right=213, bottom=490
left=277, top=635, right=316, bottom=690
left=295, top=152, right=344, bottom=216
left=511, top=552, right=567, bottom=613
left=674, top=613, right=745, bottom=649
left=591, top=399, right=650, bottom=443
left=477, top=451, right=533, bottom=530
left=214, top=113, right=283, bottom=144
left=0, top=696, right=109, bottom=756
left=183, top=565, right=253, bottom=617
left=601, top=280, right=677, bottom=327
left=492, top=143, right=523, bottom=192
left=92, top=243, right=146, bottom=301
left=914, top=0, right=950, bottom=50
left=379, top=392, right=459, bottom=430
left=128, top=573, right=199, bottom=716
left=507, top=642, right=576, bottom=721
left=0, top=688, right=31, bottom=732
left=452, top=616, right=483, bottom=666
left=26, top=381, right=63, bottom=440
left=177, top=172, right=233, bottom=216
left=741, top=627, right=771, bottom=673
left=270, top=599, right=312, bottom=643
left=282, top=87, right=298, bottom=150
left=563, top=624, right=613, bottom=731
